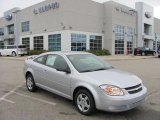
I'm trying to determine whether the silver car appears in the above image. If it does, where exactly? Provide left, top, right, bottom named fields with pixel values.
left=24, top=52, right=147, bottom=115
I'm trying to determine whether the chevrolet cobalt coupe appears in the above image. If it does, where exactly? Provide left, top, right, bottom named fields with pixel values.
left=24, top=52, right=147, bottom=115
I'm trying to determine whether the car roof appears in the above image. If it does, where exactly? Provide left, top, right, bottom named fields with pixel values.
left=42, top=51, right=91, bottom=56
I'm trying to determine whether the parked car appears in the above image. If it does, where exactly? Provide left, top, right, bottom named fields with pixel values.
left=158, top=47, right=160, bottom=58
left=24, top=52, right=147, bottom=115
left=158, top=50, right=160, bottom=58
left=0, top=45, right=27, bottom=56
left=134, top=47, right=156, bottom=56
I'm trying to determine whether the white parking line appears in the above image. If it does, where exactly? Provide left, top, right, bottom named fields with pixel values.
left=0, top=85, right=22, bottom=104
left=0, top=84, right=57, bottom=106
left=2, top=98, right=15, bottom=104
left=12, top=91, right=57, bottom=106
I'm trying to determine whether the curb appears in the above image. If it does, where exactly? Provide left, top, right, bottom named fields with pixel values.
left=0, top=57, right=26, bottom=61
left=102, top=56, right=156, bottom=61
left=0, top=56, right=156, bottom=61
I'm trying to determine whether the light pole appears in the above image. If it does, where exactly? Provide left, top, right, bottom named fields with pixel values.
left=12, top=9, right=21, bottom=56
left=155, top=33, right=157, bottom=55
left=129, top=9, right=138, bottom=57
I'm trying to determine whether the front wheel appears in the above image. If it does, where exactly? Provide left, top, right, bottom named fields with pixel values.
left=26, top=74, right=37, bottom=92
left=11, top=51, right=16, bottom=57
left=75, top=89, right=95, bottom=115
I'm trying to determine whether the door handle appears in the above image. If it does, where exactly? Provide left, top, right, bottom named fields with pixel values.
left=44, top=69, right=47, bottom=72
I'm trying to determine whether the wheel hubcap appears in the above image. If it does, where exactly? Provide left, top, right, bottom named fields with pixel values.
left=12, top=53, right=16, bottom=56
left=27, top=77, right=33, bottom=90
left=77, top=93, right=90, bottom=112
left=142, top=52, right=145, bottom=56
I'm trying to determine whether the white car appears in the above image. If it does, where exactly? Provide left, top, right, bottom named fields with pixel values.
left=24, top=52, right=147, bottom=115
left=0, top=45, right=27, bottom=57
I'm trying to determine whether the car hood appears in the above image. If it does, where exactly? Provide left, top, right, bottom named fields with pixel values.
left=81, top=69, right=142, bottom=88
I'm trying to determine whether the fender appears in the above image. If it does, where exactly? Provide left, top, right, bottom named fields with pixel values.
left=71, top=82, right=101, bottom=109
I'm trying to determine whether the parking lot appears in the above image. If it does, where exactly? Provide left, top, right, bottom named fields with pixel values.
left=0, top=58, right=160, bottom=120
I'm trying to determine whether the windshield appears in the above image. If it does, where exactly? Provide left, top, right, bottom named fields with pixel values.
left=67, top=54, right=113, bottom=73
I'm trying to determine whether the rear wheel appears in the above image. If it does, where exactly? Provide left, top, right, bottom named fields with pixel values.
left=141, top=52, right=145, bottom=56
left=11, top=51, right=16, bottom=57
left=158, top=55, right=160, bottom=58
left=26, top=74, right=37, bottom=92
left=0, top=52, right=1, bottom=56
left=75, top=89, right=95, bottom=115
left=153, top=52, right=156, bottom=56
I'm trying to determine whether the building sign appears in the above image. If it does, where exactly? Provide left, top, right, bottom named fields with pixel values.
left=145, top=12, right=152, bottom=18
left=115, top=7, right=134, bottom=16
left=33, top=2, right=59, bottom=15
left=5, top=14, right=12, bottom=21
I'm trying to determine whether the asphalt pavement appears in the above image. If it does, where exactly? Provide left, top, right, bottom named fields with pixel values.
left=0, top=58, right=160, bottom=120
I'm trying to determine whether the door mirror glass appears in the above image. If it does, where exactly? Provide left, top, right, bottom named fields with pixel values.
left=56, top=66, right=71, bottom=73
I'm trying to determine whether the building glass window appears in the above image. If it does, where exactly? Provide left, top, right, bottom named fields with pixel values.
left=34, top=36, right=43, bottom=50
left=90, top=35, right=102, bottom=50
left=22, top=21, right=30, bottom=32
left=8, top=39, right=14, bottom=45
left=115, top=25, right=125, bottom=54
left=0, top=41, right=4, bottom=49
left=48, top=34, right=61, bottom=51
left=71, top=33, right=86, bottom=51
left=153, top=33, right=160, bottom=50
left=0, top=28, right=4, bottom=36
left=127, top=27, right=134, bottom=54
left=8, top=25, right=14, bottom=34
left=22, top=37, right=30, bottom=50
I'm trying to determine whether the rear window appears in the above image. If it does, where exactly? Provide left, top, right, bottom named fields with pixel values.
left=137, top=47, right=144, bottom=50
left=18, top=45, right=26, bottom=48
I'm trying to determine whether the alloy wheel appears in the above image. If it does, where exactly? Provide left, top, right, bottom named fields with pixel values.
left=26, top=76, right=34, bottom=90
left=77, top=93, right=90, bottom=113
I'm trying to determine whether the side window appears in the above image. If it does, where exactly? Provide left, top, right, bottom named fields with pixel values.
left=7, top=46, right=15, bottom=49
left=46, top=55, right=57, bottom=67
left=34, top=55, right=47, bottom=65
left=45, top=54, right=69, bottom=71
left=54, top=55, right=69, bottom=71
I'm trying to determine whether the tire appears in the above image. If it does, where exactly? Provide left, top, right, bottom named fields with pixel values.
left=153, top=52, right=156, bottom=56
left=75, top=89, right=95, bottom=115
left=0, top=52, right=1, bottom=56
left=26, top=74, right=37, bottom=92
left=11, top=51, right=17, bottom=57
left=158, top=55, right=160, bottom=58
left=141, top=52, right=145, bottom=56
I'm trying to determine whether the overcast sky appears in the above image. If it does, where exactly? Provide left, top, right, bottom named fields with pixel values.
left=0, top=0, right=160, bottom=18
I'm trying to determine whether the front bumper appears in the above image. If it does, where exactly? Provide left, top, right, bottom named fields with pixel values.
left=95, top=86, right=147, bottom=112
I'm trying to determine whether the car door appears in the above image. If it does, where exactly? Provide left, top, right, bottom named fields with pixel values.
left=6, top=46, right=15, bottom=55
left=43, top=54, right=72, bottom=98
left=1, top=46, right=8, bottom=55
left=32, top=55, right=47, bottom=85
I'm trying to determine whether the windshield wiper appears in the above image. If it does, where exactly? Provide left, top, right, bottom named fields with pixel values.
left=81, top=70, right=94, bottom=73
left=93, top=68, right=108, bottom=71
left=81, top=68, right=108, bottom=73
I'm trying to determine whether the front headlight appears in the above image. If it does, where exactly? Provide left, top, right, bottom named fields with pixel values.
left=100, top=85, right=124, bottom=96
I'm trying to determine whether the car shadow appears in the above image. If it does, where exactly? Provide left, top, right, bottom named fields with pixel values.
left=18, top=86, right=160, bottom=120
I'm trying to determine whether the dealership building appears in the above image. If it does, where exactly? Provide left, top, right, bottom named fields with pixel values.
left=0, top=0, right=160, bottom=55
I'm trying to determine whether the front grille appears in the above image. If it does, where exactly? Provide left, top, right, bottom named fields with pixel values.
left=125, top=84, right=142, bottom=90
left=125, top=84, right=143, bottom=94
